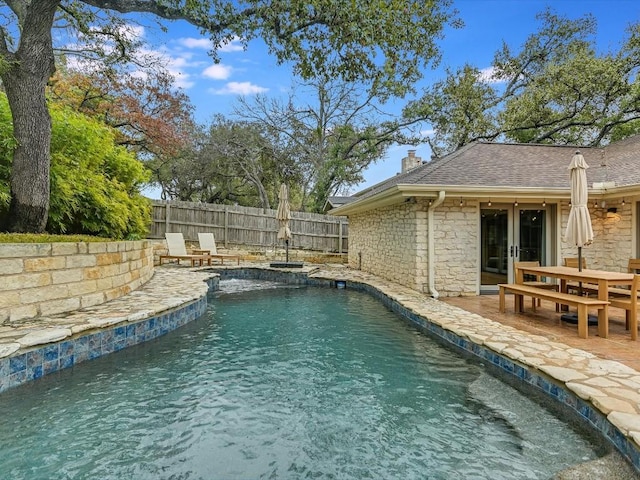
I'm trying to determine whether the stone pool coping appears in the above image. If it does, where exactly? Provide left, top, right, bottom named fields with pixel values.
left=1, top=263, right=640, bottom=474
left=0, top=268, right=218, bottom=391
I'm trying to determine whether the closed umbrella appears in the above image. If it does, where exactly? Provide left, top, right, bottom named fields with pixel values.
left=562, top=150, right=594, bottom=327
left=276, top=183, right=292, bottom=263
left=564, top=150, right=594, bottom=272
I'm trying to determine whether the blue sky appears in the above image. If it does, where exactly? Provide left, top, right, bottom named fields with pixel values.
left=132, top=1, right=639, bottom=197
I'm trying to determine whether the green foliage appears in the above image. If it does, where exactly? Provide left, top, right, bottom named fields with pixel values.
left=0, top=95, right=15, bottom=212
left=148, top=115, right=297, bottom=209
left=0, top=233, right=112, bottom=243
left=185, top=0, right=460, bottom=99
left=0, top=94, right=151, bottom=238
left=0, top=0, right=458, bottom=232
left=403, top=8, right=640, bottom=155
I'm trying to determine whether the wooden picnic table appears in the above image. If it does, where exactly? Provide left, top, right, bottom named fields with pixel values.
left=515, top=265, right=634, bottom=338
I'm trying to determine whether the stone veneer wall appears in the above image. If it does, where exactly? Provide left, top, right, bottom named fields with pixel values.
left=0, top=241, right=153, bottom=324
left=347, top=202, right=426, bottom=291
left=348, top=198, right=479, bottom=297
left=560, top=200, right=634, bottom=271
left=431, top=199, right=479, bottom=296
left=348, top=197, right=635, bottom=297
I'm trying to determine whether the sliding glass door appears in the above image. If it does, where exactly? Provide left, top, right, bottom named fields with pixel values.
left=480, top=204, right=549, bottom=293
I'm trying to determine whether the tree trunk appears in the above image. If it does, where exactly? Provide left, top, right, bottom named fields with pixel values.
left=0, top=1, right=58, bottom=233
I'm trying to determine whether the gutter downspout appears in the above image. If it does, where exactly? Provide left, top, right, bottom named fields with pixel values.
left=428, top=191, right=446, bottom=299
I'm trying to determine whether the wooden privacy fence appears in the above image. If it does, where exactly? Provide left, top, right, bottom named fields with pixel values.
left=150, top=200, right=348, bottom=253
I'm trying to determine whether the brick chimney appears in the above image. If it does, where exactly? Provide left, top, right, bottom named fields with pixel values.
left=401, top=150, right=422, bottom=173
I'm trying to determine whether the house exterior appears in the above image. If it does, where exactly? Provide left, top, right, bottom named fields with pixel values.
left=330, top=135, right=640, bottom=297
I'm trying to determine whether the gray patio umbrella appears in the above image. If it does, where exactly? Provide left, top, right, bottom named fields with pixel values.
left=276, top=183, right=292, bottom=263
left=564, top=150, right=594, bottom=273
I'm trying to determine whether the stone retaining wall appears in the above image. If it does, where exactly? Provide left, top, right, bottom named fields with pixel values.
left=0, top=241, right=154, bottom=324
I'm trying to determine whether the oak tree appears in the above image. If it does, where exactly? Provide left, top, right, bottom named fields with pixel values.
left=0, top=0, right=458, bottom=232
left=403, top=9, right=640, bottom=157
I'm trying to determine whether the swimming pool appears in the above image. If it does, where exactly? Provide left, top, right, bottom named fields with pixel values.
left=0, top=279, right=606, bottom=479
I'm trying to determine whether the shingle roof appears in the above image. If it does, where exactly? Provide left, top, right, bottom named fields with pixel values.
left=326, top=196, right=355, bottom=206
left=322, top=196, right=355, bottom=213
left=354, top=136, right=640, bottom=201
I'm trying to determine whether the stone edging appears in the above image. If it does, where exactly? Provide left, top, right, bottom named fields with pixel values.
left=0, top=269, right=218, bottom=394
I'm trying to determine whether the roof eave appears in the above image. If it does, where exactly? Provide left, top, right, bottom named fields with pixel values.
left=330, top=184, right=571, bottom=216
left=330, top=185, right=409, bottom=215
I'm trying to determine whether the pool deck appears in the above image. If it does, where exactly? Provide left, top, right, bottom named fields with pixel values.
left=2, top=262, right=640, bottom=476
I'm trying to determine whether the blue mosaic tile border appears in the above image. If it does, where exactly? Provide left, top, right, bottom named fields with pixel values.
left=215, top=267, right=310, bottom=284
left=0, top=295, right=208, bottom=395
left=214, top=268, right=640, bottom=473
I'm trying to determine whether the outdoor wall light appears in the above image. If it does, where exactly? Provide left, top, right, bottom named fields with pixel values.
left=514, top=199, right=518, bottom=206
left=460, top=198, right=463, bottom=206
left=542, top=199, right=546, bottom=207
left=606, top=207, right=620, bottom=220
left=622, top=198, right=626, bottom=206
left=488, top=199, right=492, bottom=207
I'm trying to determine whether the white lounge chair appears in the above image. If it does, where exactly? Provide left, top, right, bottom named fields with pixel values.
left=159, top=232, right=211, bottom=266
left=197, top=233, right=240, bottom=265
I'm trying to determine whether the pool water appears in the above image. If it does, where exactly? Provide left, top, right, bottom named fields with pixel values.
left=0, top=280, right=605, bottom=479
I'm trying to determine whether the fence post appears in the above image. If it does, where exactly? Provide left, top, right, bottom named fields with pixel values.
left=164, top=203, right=171, bottom=235
left=338, top=220, right=343, bottom=254
left=224, top=206, right=229, bottom=248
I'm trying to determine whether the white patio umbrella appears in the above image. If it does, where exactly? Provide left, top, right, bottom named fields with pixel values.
left=563, top=150, right=594, bottom=273
left=563, top=150, right=594, bottom=318
left=276, top=183, right=292, bottom=263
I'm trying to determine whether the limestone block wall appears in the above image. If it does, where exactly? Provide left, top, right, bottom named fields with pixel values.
left=348, top=198, right=478, bottom=297
left=559, top=200, right=633, bottom=271
left=348, top=202, right=422, bottom=291
left=432, top=199, right=479, bottom=296
left=0, top=240, right=154, bottom=324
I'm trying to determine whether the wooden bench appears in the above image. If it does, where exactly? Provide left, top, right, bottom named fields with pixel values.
left=514, top=261, right=559, bottom=309
left=498, top=283, right=609, bottom=339
left=609, top=274, right=640, bottom=340
left=605, top=261, right=640, bottom=299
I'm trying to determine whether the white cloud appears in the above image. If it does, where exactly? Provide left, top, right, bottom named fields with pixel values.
left=85, top=23, right=145, bottom=42
left=176, top=36, right=244, bottom=53
left=117, top=24, right=145, bottom=42
left=171, top=73, right=195, bottom=90
left=219, top=37, right=244, bottom=52
left=212, top=81, right=269, bottom=95
left=478, top=66, right=507, bottom=84
left=178, top=37, right=213, bottom=49
left=203, top=63, right=233, bottom=80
